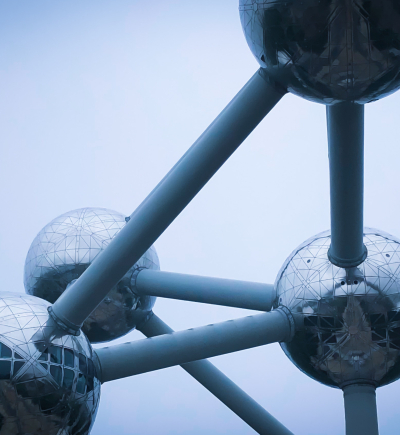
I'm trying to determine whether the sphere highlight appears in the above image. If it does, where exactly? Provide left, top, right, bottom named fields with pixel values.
left=0, top=292, right=100, bottom=434
left=276, top=228, right=400, bottom=388
left=240, top=0, right=400, bottom=104
left=24, top=208, right=160, bottom=343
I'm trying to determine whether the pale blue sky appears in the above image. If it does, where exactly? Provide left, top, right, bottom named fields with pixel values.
left=1, top=1, right=400, bottom=434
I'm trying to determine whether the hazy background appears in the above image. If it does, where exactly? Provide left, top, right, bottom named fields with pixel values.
left=1, top=1, right=400, bottom=434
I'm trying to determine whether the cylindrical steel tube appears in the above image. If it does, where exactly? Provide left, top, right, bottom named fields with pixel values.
left=327, top=102, right=367, bottom=268
left=96, top=310, right=292, bottom=383
left=51, top=70, right=285, bottom=330
left=343, top=384, right=379, bottom=435
left=135, top=269, right=276, bottom=311
left=139, top=313, right=293, bottom=435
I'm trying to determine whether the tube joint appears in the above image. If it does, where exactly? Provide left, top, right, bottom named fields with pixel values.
left=328, top=244, right=368, bottom=268
left=47, top=306, right=81, bottom=336
left=276, top=306, right=295, bottom=342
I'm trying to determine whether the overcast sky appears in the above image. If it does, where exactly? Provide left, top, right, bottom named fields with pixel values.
left=1, top=1, right=400, bottom=434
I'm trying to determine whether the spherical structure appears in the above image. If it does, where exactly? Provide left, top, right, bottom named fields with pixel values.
left=24, top=208, right=160, bottom=343
left=240, top=0, right=400, bottom=104
left=275, top=228, right=400, bottom=388
left=0, top=292, right=100, bottom=434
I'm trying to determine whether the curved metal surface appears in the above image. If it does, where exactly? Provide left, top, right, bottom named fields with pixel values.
left=24, top=208, right=159, bottom=343
left=240, top=0, right=400, bottom=104
left=0, top=292, right=100, bottom=434
left=276, top=228, right=400, bottom=388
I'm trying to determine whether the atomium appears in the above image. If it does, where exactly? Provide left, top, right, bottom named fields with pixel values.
left=240, top=0, right=400, bottom=104
left=24, top=208, right=160, bottom=343
left=275, top=228, right=400, bottom=388
left=0, top=293, right=100, bottom=435
left=5, top=1, right=400, bottom=434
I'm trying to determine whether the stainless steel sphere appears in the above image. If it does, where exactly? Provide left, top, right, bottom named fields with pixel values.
left=0, top=292, right=100, bottom=434
left=24, top=208, right=160, bottom=343
left=275, top=228, right=400, bottom=388
left=240, top=0, right=400, bottom=104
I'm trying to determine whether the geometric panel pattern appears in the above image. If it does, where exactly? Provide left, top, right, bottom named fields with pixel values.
left=24, top=208, right=127, bottom=302
left=239, top=0, right=400, bottom=104
left=23, top=208, right=160, bottom=343
left=0, top=292, right=100, bottom=434
left=275, top=228, right=400, bottom=388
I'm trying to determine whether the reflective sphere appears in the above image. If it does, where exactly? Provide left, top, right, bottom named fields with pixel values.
left=276, top=228, right=400, bottom=388
left=0, top=292, right=100, bottom=434
left=240, top=0, right=400, bottom=104
left=24, top=208, right=160, bottom=343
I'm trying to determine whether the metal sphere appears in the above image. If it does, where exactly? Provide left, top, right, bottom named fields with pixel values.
left=275, top=228, right=400, bottom=388
left=240, top=0, right=400, bottom=104
left=0, top=292, right=100, bottom=434
left=24, top=208, right=160, bottom=343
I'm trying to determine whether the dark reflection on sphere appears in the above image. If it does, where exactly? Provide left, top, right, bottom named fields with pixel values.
left=0, top=292, right=100, bottom=434
left=24, top=208, right=160, bottom=343
left=275, top=228, right=400, bottom=388
left=240, top=0, right=400, bottom=104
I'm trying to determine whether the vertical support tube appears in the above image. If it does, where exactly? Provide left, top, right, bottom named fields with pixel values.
left=327, top=102, right=367, bottom=268
left=343, top=384, right=379, bottom=435
left=138, top=313, right=293, bottom=435
left=51, top=70, right=285, bottom=331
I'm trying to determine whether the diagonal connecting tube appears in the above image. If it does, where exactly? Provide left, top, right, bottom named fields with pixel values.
left=95, top=309, right=293, bottom=383
left=138, top=313, right=293, bottom=435
left=327, top=102, right=367, bottom=268
left=133, top=270, right=276, bottom=311
left=50, top=70, right=286, bottom=331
